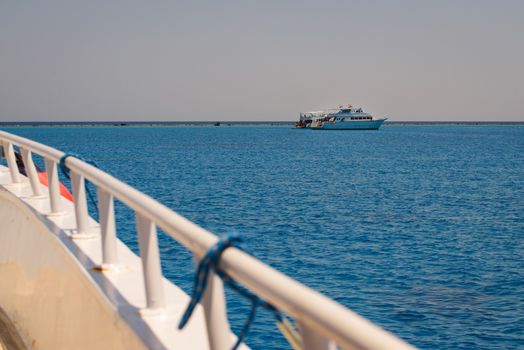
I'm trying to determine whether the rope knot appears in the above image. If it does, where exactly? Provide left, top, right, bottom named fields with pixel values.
left=178, top=233, right=242, bottom=330
left=59, top=153, right=99, bottom=178
left=178, top=233, right=284, bottom=350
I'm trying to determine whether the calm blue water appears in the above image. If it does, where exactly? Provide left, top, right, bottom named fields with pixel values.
left=3, top=125, right=524, bottom=349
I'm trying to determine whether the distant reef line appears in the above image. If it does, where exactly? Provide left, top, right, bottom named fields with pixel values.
left=0, top=121, right=523, bottom=127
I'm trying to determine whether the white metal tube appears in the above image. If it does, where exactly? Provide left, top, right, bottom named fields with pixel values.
left=4, top=141, right=21, bottom=184
left=98, top=188, right=118, bottom=266
left=44, top=159, right=63, bottom=214
left=21, top=148, right=44, bottom=196
left=71, top=171, right=89, bottom=234
left=0, top=131, right=64, bottom=163
left=136, top=213, right=165, bottom=310
left=201, top=264, right=231, bottom=350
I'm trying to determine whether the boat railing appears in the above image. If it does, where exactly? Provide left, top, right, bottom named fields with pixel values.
left=0, top=130, right=415, bottom=350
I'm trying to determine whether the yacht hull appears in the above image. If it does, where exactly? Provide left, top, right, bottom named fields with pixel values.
left=311, top=119, right=386, bottom=130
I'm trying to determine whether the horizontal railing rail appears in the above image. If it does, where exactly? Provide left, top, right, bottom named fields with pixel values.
left=0, top=130, right=416, bottom=350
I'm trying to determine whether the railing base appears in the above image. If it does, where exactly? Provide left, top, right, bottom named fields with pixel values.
left=138, top=307, right=165, bottom=318
left=46, top=211, right=67, bottom=217
left=3, top=183, right=25, bottom=190
left=70, top=231, right=99, bottom=240
left=23, top=194, right=48, bottom=200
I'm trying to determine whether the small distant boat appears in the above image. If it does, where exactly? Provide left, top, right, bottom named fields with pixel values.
left=294, top=104, right=387, bottom=130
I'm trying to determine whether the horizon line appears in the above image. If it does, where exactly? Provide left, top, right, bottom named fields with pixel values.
left=1, top=120, right=524, bottom=124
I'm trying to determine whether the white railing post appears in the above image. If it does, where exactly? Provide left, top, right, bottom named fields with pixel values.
left=20, top=148, right=45, bottom=197
left=44, top=159, right=63, bottom=215
left=136, top=212, right=165, bottom=313
left=201, top=269, right=231, bottom=350
left=4, top=141, right=21, bottom=184
left=98, top=188, right=118, bottom=269
left=70, top=171, right=92, bottom=237
left=298, top=321, right=338, bottom=350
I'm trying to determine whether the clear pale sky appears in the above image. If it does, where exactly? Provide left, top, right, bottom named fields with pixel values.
left=1, top=0, right=523, bottom=122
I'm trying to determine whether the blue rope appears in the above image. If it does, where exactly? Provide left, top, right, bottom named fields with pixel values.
left=58, top=153, right=99, bottom=220
left=178, top=233, right=282, bottom=350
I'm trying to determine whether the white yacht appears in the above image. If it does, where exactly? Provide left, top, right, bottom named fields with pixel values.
left=0, top=130, right=413, bottom=350
left=295, top=105, right=387, bottom=130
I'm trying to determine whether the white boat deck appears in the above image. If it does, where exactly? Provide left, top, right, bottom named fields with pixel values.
left=0, top=165, right=217, bottom=350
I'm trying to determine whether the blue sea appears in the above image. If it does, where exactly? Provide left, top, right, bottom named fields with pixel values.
left=3, top=125, right=524, bottom=349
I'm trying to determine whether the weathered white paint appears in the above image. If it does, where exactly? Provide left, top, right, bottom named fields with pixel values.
left=20, top=148, right=45, bottom=198
left=97, top=188, right=118, bottom=269
left=201, top=265, right=232, bottom=350
left=44, top=159, right=63, bottom=215
left=70, top=171, right=91, bottom=237
left=3, top=141, right=21, bottom=184
left=136, top=213, right=165, bottom=312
